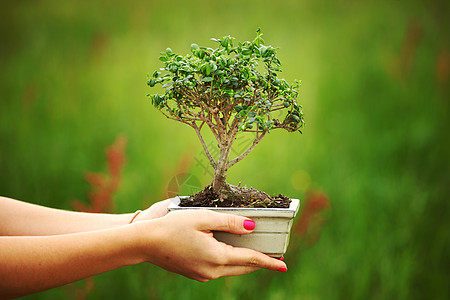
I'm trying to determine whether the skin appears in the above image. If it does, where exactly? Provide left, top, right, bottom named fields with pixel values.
left=0, top=196, right=286, bottom=299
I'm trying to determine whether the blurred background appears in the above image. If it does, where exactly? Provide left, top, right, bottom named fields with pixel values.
left=1, top=0, right=449, bottom=299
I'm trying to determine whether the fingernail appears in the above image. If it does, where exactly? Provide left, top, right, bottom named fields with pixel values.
left=243, top=220, right=255, bottom=230
left=279, top=256, right=284, bottom=261
left=277, top=267, right=288, bottom=272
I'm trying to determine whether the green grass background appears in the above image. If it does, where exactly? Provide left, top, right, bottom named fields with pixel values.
left=1, top=0, right=449, bottom=299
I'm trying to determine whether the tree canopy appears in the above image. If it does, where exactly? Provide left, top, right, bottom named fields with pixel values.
left=147, top=29, right=304, bottom=190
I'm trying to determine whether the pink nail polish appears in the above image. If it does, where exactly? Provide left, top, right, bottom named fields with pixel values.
left=277, top=267, right=288, bottom=272
left=243, top=220, right=255, bottom=230
left=279, top=256, right=284, bottom=261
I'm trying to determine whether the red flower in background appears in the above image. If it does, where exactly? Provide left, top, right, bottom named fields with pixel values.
left=291, top=190, right=330, bottom=250
left=72, top=135, right=127, bottom=213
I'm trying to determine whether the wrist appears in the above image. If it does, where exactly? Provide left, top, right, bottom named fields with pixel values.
left=128, top=220, right=160, bottom=265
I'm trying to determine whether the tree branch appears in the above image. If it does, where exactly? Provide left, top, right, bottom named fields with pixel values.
left=227, top=130, right=267, bottom=169
left=269, top=106, right=285, bottom=112
left=193, top=125, right=217, bottom=169
left=203, top=111, right=221, bottom=142
left=159, top=110, right=179, bottom=122
left=161, top=105, right=190, bottom=125
left=176, top=89, right=222, bottom=142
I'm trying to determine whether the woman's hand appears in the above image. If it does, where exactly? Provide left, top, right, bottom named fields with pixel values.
left=133, top=199, right=173, bottom=222
left=135, top=210, right=287, bottom=282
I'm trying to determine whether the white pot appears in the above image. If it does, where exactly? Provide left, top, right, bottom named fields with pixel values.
left=168, top=197, right=301, bottom=258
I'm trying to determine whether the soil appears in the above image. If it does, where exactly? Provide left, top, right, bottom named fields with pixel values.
left=179, top=184, right=291, bottom=208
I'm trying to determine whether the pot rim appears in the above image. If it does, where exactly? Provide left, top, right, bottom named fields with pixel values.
left=168, top=196, right=300, bottom=218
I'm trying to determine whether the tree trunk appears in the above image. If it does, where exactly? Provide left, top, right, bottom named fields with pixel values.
left=212, top=145, right=231, bottom=192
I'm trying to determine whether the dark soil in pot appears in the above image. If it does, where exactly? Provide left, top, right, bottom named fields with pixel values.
left=179, top=184, right=291, bottom=208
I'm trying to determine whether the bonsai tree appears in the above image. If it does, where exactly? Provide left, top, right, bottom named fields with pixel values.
left=147, top=29, right=304, bottom=206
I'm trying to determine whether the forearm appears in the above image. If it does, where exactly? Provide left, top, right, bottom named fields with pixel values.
left=0, top=224, right=143, bottom=299
left=0, top=196, right=134, bottom=236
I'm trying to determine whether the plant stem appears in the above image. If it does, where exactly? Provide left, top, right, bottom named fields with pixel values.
left=227, top=131, right=267, bottom=169
left=193, top=126, right=216, bottom=169
left=212, top=145, right=232, bottom=191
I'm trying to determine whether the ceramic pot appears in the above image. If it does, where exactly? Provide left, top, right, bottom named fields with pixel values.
left=167, top=197, right=300, bottom=258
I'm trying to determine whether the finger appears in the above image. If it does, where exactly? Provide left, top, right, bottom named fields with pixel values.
left=135, top=199, right=173, bottom=221
left=153, top=199, right=172, bottom=209
left=151, top=200, right=171, bottom=218
left=221, top=246, right=287, bottom=272
left=215, top=265, right=261, bottom=278
left=157, top=199, right=172, bottom=210
left=197, top=211, right=255, bottom=234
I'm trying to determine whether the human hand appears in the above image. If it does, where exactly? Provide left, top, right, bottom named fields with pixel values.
left=135, top=210, right=287, bottom=282
left=133, top=199, right=173, bottom=222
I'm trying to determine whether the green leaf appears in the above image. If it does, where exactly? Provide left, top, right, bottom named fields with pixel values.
left=221, top=38, right=228, bottom=48
left=210, top=62, right=217, bottom=72
left=291, top=114, right=300, bottom=122
left=248, top=111, right=257, bottom=118
left=259, top=45, right=268, bottom=57
left=191, top=43, right=199, bottom=52
left=169, top=65, right=178, bottom=72
left=152, top=94, right=164, bottom=106
left=202, top=77, right=214, bottom=82
left=205, top=64, right=212, bottom=75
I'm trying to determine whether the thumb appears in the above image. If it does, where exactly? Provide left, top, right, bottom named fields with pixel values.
left=199, top=211, right=255, bottom=234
